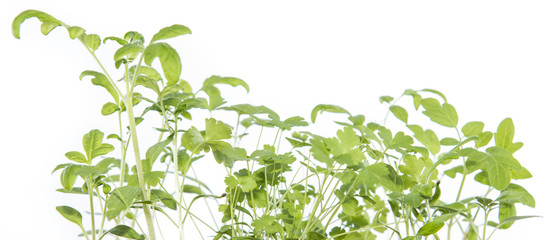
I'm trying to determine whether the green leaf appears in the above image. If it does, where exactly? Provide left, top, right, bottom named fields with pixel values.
left=80, top=70, right=119, bottom=102
left=82, top=129, right=113, bottom=161
left=495, top=118, right=515, bottom=150
left=84, top=34, right=101, bottom=51
left=485, top=147, right=522, bottom=190
left=40, top=21, right=60, bottom=35
left=181, top=126, right=206, bottom=154
left=421, top=98, right=458, bottom=128
left=182, top=185, right=203, bottom=195
left=202, top=75, right=249, bottom=93
left=106, top=186, right=141, bottom=219
left=67, top=26, right=84, bottom=39
left=65, top=151, right=87, bottom=163
left=145, top=134, right=173, bottom=167
left=417, top=220, right=444, bottom=236
left=150, top=189, right=177, bottom=210
left=497, top=183, right=535, bottom=207
left=407, top=125, right=440, bottom=155
left=107, top=225, right=144, bottom=240
left=104, top=36, right=127, bottom=45
left=144, top=42, right=181, bottom=85
left=12, top=10, right=64, bottom=39
left=462, top=121, right=484, bottom=137
left=213, top=147, right=248, bottom=168
left=311, top=104, right=350, bottom=123
left=114, top=44, right=144, bottom=63
left=205, top=118, right=232, bottom=141
left=390, top=105, right=408, bottom=123
left=498, top=203, right=517, bottom=229
left=56, top=206, right=83, bottom=227
left=101, top=102, right=120, bottom=115
left=361, top=163, right=403, bottom=192
left=421, top=88, right=447, bottom=102
left=151, top=24, right=191, bottom=43
left=379, top=96, right=394, bottom=104
left=61, top=164, right=80, bottom=190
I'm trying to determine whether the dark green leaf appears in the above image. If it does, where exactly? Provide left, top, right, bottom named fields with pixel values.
left=56, top=206, right=83, bottom=227
left=144, top=42, right=181, bottom=85
left=151, top=24, right=191, bottom=43
left=107, top=225, right=144, bottom=239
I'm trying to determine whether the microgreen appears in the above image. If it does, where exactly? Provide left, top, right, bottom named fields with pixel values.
left=14, top=9, right=537, bottom=240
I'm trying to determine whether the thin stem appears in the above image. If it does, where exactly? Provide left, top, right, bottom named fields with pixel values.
left=87, top=177, right=96, bottom=240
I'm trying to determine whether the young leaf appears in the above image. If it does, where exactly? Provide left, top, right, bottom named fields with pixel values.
left=498, top=203, right=517, bottom=229
left=407, top=125, right=440, bottom=155
left=82, top=129, right=114, bottom=162
left=462, top=121, right=484, bottom=137
left=495, top=118, right=515, bottom=150
left=379, top=96, right=394, bottom=104
left=205, top=118, right=232, bottom=141
left=80, top=71, right=119, bottom=102
left=65, top=151, right=87, bottom=163
left=497, top=183, right=535, bottom=207
left=421, top=98, right=458, bottom=128
left=67, top=26, right=84, bottom=39
left=360, top=163, right=403, bottom=192
left=61, top=164, right=81, bottom=190
left=181, top=126, right=206, bottom=154
left=182, top=185, right=203, bottom=195
left=485, top=147, right=522, bottom=190
left=390, top=105, right=408, bottom=123
left=311, top=104, right=350, bottom=123
left=145, top=134, right=173, bottom=167
left=41, top=22, right=59, bottom=35
left=417, top=220, right=444, bottom=236
left=151, top=24, right=191, bottom=43
left=114, top=44, right=144, bottom=62
left=84, top=34, right=101, bottom=51
left=101, top=102, right=120, bottom=115
left=202, top=75, right=249, bottom=93
left=55, top=206, right=83, bottom=227
left=12, top=10, right=64, bottom=39
left=107, top=225, right=144, bottom=240
left=144, top=42, right=181, bottom=85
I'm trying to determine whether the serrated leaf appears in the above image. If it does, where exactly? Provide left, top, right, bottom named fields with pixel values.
left=151, top=24, right=191, bottom=43
left=108, top=225, right=144, bottom=239
left=205, top=118, right=232, bottom=141
left=144, top=42, right=181, bottom=85
left=12, top=10, right=64, bottom=39
left=311, top=104, right=350, bottom=123
left=390, top=105, right=408, bottom=123
left=56, top=206, right=83, bottom=227
left=80, top=70, right=119, bottom=102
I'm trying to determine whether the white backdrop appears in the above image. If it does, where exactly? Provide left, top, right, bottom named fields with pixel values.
left=1, top=1, right=552, bottom=239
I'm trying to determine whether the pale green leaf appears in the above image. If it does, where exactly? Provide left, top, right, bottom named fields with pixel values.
left=67, top=26, right=84, bottom=39
left=101, top=102, right=120, bottom=115
left=390, top=105, right=408, bottom=123
left=80, top=70, right=119, bottom=102
left=462, top=121, right=484, bottom=137
left=144, top=42, right=181, bottom=85
left=145, top=134, right=173, bottom=167
left=498, top=203, right=517, bottom=229
left=182, top=185, right=203, bottom=195
left=114, top=44, right=144, bottom=62
left=202, top=75, right=249, bottom=93
left=205, top=118, right=232, bottom=141
left=65, top=151, right=87, bottom=163
left=495, top=118, right=515, bottom=150
left=151, top=24, right=191, bottom=43
left=417, top=220, right=444, bottom=236
left=497, top=183, right=535, bottom=207
left=61, top=165, right=80, bottom=190
left=421, top=98, right=458, bottom=128
left=311, top=104, right=350, bottom=123
left=12, top=10, right=64, bottom=39
left=40, top=21, right=59, bottom=35
left=84, top=34, right=101, bottom=51
left=407, top=125, right=440, bottom=155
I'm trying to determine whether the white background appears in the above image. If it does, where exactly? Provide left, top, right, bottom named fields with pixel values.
left=1, top=0, right=553, bottom=239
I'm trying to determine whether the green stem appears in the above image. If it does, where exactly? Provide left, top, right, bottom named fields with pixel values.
left=124, top=63, right=156, bottom=240
left=87, top=177, right=96, bottom=240
left=173, top=120, right=184, bottom=240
